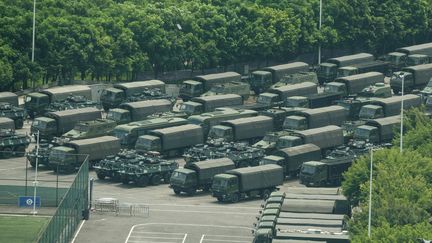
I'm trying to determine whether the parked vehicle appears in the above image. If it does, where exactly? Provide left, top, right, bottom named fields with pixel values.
left=271, top=72, right=318, bottom=89
left=324, top=72, right=384, bottom=97
left=257, top=82, right=318, bottom=107
left=25, top=85, right=92, bottom=118
left=202, top=81, right=251, bottom=100
left=259, top=107, right=307, bottom=131
left=49, top=136, right=121, bottom=173
left=211, top=164, right=284, bottom=203
left=31, top=107, right=102, bottom=140
left=170, top=158, right=236, bottom=195
left=100, top=80, right=165, bottom=110
left=351, top=115, right=400, bottom=149
left=317, top=53, right=375, bottom=84
left=180, top=72, right=241, bottom=100
left=336, top=60, right=389, bottom=77
left=358, top=94, right=421, bottom=119
left=0, top=103, right=25, bottom=129
left=106, top=99, right=172, bottom=124
left=390, top=63, right=432, bottom=93
left=179, top=94, right=243, bottom=115
left=0, top=129, right=31, bottom=158
left=285, top=93, right=343, bottom=109
left=207, top=116, right=273, bottom=144
left=250, top=62, right=309, bottom=93
left=0, top=92, right=19, bottom=106
left=0, top=117, right=15, bottom=130
left=135, top=124, right=204, bottom=157
left=283, top=105, right=347, bottom=130
left=61, top=119, right=117, bottom=141
left=300, top=158, right=353, bottom=187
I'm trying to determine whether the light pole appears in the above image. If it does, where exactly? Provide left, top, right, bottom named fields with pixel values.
left=31, top=0, right=36, bottom=89
left=367, top=147, right=373, bottom=238
left=31, top=130, right=40, bottom=215
left=399, top=72, right=405, bottom=153
left=318, top=0, right=322, bottom=65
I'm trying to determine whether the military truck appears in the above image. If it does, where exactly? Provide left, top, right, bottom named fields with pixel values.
left=390, top=63, right=432, bottom=93
left=0, top=129, right=31, bottom=158
left=271, top=72, right=318, bottom=89
left=30, top=107, right=102, bottom=140
left=285, top=93, right=343, bottom=109
left=60, top=119, right=117, bottom=141
left=336, top=60, right=389, bottom=77
left=283, top=105, right=347, bottom=130
left=324, top=72, right=384, bottom=97
left=351, top=116, right=400, bottom=149
left=25, top=85, right=92, bottom=118
left=259, top=107, right=306, bottom=131
left=384, top=42, right=432, bottom=72
left=187, top=107, right=258, bottom=136
left=259, top=144, right=321, bottom=178
left=358, top=94, right=421, bottom=119
left=180, top=72, right=241, bottom=100
left=358, top=82, right=392, bottom=98
left=27, top=141, right=55, bottom=168
left=112, top=117, right=188, bottom=148
left=100, top=80, right=165, bottom=110
left=0, top=92, right=18, bottom=106
left=300, top=158, right=353, bottom=187
left=0, top=117, right=15, bottom=130
left=170, top=158, right=236, bottom=195
left=179, top=94, right=243, bottom=115
left=207, top=116, right=274, bottom=144
left=317, top=53, right=375, bottom=84
left=0, top=103, right=26, bottom=129
left=420, top=78, right=432, bottom=99
left=250, top=62, right=309, bottom=94
left=212, top=164, right=284, bottom=203
left=256, top=82, right=318, bottom=107
left=94, top=149, right=139, bottom=181
left=106, top=99, right=172, bottom=124
left=201, top=81, right=251, bottom=100
left=43, top=95, right=99, bottom=114
left=49, top=136, right=121, bottom=173
left=135, top=124, right=204, bottom=157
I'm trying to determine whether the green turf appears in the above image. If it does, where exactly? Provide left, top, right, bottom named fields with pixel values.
left=0, top=215, right=50, bottom=243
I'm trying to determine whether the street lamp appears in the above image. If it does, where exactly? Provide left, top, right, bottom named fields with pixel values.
left=367, top=147, right=373, bottom=238
left=318, top=0, right=322, bottom=65
left=31, top=0, right=36, bottom=89
left=399, top=72, right=405, bottom=153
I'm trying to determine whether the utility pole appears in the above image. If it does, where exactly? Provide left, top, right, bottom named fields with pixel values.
left=318, top=0, right=322, bottom=65
left=399, top=72, right=405, bottom=153
left=32, top=130, right=40, bottom=215
left=31, top=0, right=37, bottom=89
left=368, top=147, right=373, bottom=238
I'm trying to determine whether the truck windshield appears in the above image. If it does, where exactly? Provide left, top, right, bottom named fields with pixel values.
left=283, top=119, right=299, bottom=130
left=25, top=96, right=36, bottom=104
left=171, top=171, right=187, bottom=182
left=212, top=178, right=227, bottom=187
left=301, top=165, right=316, bottom=175
left=337, top=69, right=352, bottom=78
left=257, top=95, right=271, bottom=104
left=208, top=128, right=225, bottom=139
left=32, top=120, right=47, bottom=129
left=113, top=129, right=128, bottom=140
left=354, top=128, right=370, bottom=140
left=179, top=104, right=195, bottom=113
left=286, top=99, right=306, bottom=108
left=260, top=158, right=276, bottom=165
left=359, top=108, right=375, bottom=119
left=106, top=112, right=121, bottom=121
left=319, top=65, right=332, bottom=75
left=324, top=84, right=339, bottom=93
left=136, top=138, right=152, bottom=149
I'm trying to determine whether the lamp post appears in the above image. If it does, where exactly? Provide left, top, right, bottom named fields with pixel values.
left=399, top=72, right=405, bottom=153
left=367, top=147, right=373, bottom=238
left=31, top=0, right=36, bottom=89
left=31, top=130, right=40, bottom=215
left=318, top=0, right=322, bottom=65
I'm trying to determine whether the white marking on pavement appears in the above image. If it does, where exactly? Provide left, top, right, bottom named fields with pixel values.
left=150, top=209, right=256, bottom=215
left=202, top=240, right=249, bottom=243
left=71, top=220, right=86, bottom=243
left=200, top=234, right=205, bottom=243
left=204, top=235, right=252, bottom=238
left=145, top=203, right=259, bottom=210
left=182, top=233, right=187, bottom=243
left=128, top=236, right=183, bottom=240
left=0, top=166, right=25, bottom=171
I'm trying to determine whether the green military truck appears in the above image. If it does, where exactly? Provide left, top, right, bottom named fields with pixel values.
left=385, top=42, right=432, bottom=72
left=0, top=92, right=19, bottom=106
left=180, top=72, right=241, bottom=100
left=300, top=158, right=353, bottom=187
left=0, top=102, right=26, bottom=129
left=60, top=119, right=117, bottom=141
left=212, top=164, right=283, bottom=203
left=49, top=136, right=121, bottom=173
left=352, top=115, right=400, bottom=149
left=286, top=92, right=343, bottom=109
left=336, top=60, right=389, bottom=78
left=106, top=99, right=172, bottom=124
left=0, top=117, right=15, bottom=130
left=250, top=62, right=309, bottom=94
left=317, top=53, right=375, bottom=84
left=259, top=144, right=321, bottom=178
left=283, top=105, right=347, bottom=130
left=390, top=63, right=432, bottom=94
left=170, top=158, right=236, bottom=195
left=25, top=85, right=92, bottom=118
left=100, top=80, right=165, bottom=110
left=0, top=129, right=31, bottom=158
left=31, top=107, right=102, bottom=140
left=135, top=124, right=204, bottom=157
left=187, top=107, right=258, bottom=136
left=324, top=72, right=385, bottom=97
left=257, top=82, right=318, bottom=107
left=259, top=107, right=306, bottom=131
left=201, top=81, right=251, bottom=100
left=207, top=115, right=274, bottom=144
left=179, top=94, right=243, bottom=115
left=358, top=94, right=421, bottom=119
left=112, top=117, right=188, bottom=148
left=271, top=71, right=318, bottom=89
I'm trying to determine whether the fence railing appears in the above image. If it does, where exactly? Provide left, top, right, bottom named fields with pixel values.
left=36, top=159, right=89, bottom=243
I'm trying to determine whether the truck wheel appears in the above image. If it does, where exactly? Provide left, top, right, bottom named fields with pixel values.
left=163, top=173, right=171, bottom=184
left=217, top=196, right=224, bottom=202
left=121, top=178, right=130, bottom=185
left=112, top=173, right=122, bottom=182
left=203, top=185, right=210, bottom=192
left=261, top=189, right=271, bottom=200
left=135, top=175, right=149, bottom=187
left=173, top=189, right=181, bottom=195
left=97, top=172, right=106, bottom=180
left=14, top=146, right=26, bottom=157
left=29, top=160, right=36, bottom=167
left=1, top=148, right=13, bottom=159
left=150, top=174, right=161, bottom=185
left=15, top=118, right=24, bottom=129
left=231, top=193, right=239, bottom=203
left=186, top=188, right=196, bottom=196
left=392, top=88, right=400, bottom=94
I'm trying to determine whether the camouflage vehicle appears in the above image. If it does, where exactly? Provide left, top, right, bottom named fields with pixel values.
left=180, top=94, right=243, bottom=116
left=271, top=71, right=318, bottom=89
left=0, top=92, right=19, bottom=106
left=390, top=63, right=432, bottom=94
left=259, top=107, right=306, bottom=131
left=44, top=95, right=99, bottom=114
left=106, top=99, right=172, bottom=125
left=358, top=82, right=392, bottom=98
left=118, top=154, right=178, bottom=186
left=0, top=117, right=15, bottom=130
left=324, top=72, right=384, bottom=97
left=202, top=81, right=251, bottom=100
left=184, top=142, right=264, bottom=168
left=351, top=115, right=400, bottom=149
left=0, top=129, right=31, bottom=158
left=285, top=93, right=343, bottom=109
left=126, top=87, right=172, bottom=102
left=100, top=80, right=166, bottom=110
left=180, top=72, right=241, bottom=100
left=420, top=77, right=432, bottom=99
left=27, top=142, right=54, bottom=168
left=60, top=119, right=117, bottom=141
left=384, top=42, right=432, bottom=72
left=256, top=82, right=317, bottom=107
left=358, top=94, right=421, bottom=120
left=250, top=62, right=309, bottom=94
left=283, top=105, right=347, bottom=130
left=147, top=111, right=188, bottom=119
left=94, top=149, right=139, bottom=182
left=0, top=103, right=25, bottom=129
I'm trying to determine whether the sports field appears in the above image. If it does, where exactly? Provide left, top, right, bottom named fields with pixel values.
left=0, top=215, right=50, bottom=243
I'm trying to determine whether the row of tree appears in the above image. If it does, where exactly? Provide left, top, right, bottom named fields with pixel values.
left=342, top=108, right=432, bottom=241
left=1, top=0, right=432, bottom=90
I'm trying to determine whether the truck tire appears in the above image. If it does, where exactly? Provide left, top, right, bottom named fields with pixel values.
left=173, top=189, right=181, bottom=195
left=203, top=185, right=210, bottom=192
left=186, top=188, right=196, bottom=196
left=29, top=159, right=36, bottom=167
left=261, top=189, right=271, bottom=200
left=150, top=174, right=161, bottom=185
left=135, top=175, right=149, bottom=187
left=217, top=196, right=224, bottom=202
left=96, top=172, right=106, bottom=180
left=392, top=88, right=400, bottom=94
left=231, top=193, right=239, bottom=203
left=121, top=178, right=130, bottom=185
left=163, top=173, right=171, bottom=184
left=15, top=118, right=24, bottom=129
left=14, top=146, right=26, bottom=157
left=1, top=147, right=13, bottom=159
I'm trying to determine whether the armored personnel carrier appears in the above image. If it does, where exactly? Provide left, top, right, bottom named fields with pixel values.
left=184, top=142, right=264, bottom=168
left=94, top=149, right=140, bottom=182
left=0, top=102, right=26, bottom=129
left=0, top=129, right=31, bottom=158
left=60, top=119, right=116, bottom=141
left=126, top=88, right=173, bottom=103
left=44, top=95, right=99, bottom=114
left=271, top=72, right=318, bottom=89
left=26, top=141, right=54, bottom=168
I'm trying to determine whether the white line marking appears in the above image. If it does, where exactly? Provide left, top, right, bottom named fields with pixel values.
left=0, top=166, right=25, bottom=171
left=200, top=234, right=205, bottom=243
left=127, top=241, right=179, bottom=243
left=202, top=240, right=249, bottom=243
left=71, top=220, right=86, bottom=243
left=150, top=209, right=256, bottom=215
left=133, top=231, right=185, bottom=235
left=145, top=203, right=259, bottom=210
left=182, top=233, right=187, bottom=243
left=204, top=234, right=252, bottom=238
left=129, top=236, right=183, bottom=240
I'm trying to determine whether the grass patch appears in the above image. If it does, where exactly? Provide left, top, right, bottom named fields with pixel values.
left=0, top=215, right=50, bottom=243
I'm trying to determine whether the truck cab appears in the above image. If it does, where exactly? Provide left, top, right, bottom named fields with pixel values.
left=179, top=80, right=203, bottom=99
left=253, top=134, right=282, bottom=152
left=252, top=228, right=273, bottom=243
left=169, top=168, right=198, bottom=193
left=179, top=101, right=203, bottom=115
left=390, top=71, right=413, bottom=93
left=31, top=117, right=57, bottom=139
left=250, top=71, right=272, bottom=94
left=337, top=66, right=358, bottom=78
left=211, top=174, right=238, bottom=202
left=384, top=52, right=407, bottom=72
left=106, top=108, right=131, bottom=124
left=317, top=62, right=338, bottom=84
left=299, top=161, right=326, bottom=186
left=260, top=155, right=285, bottom=167
left=324, top=82, right=347, bottom=96
left=358, top=104, right=384, bottom=119
left=25, top=92, right=50, bottom=117
left=285, top=96, right=309, bottom=108
left=49, top=146, right=77, bottom=172
left=100, top=88, right=126, bottom=110
left=283, top=115, right=307, bottom=130
left=276, top=135, right=303, bottom=149
left=407, top=54, right=429, bottom=66
left=353, top=125, right=379, bottom=144
left=135, top=135, right=160, bottom=152
left=207, top=125, right=233, bottom=143
left=257, top=93, right=281, bottom=106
